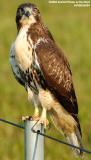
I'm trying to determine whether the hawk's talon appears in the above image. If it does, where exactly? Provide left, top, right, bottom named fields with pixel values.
left=21, top=116, right=33, bottom=121
left=37, top=118, right=49, bottom=129
left=21, top=115, right=40, bottom=121
left=32, top=115, right=40, bottom=121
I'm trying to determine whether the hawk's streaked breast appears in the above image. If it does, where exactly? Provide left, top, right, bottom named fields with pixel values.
left=15, top=26, right=33, bottom=72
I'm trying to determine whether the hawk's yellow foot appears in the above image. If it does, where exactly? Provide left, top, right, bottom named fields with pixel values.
left=32, top=106, right=40, bottom=121
left=21, top=115, right=31, bottom=121
left=22, top=106, right=40, bottom=121
left=36, top=108, right=49, bottom=129
left=37, top=118, right=49, bottom=129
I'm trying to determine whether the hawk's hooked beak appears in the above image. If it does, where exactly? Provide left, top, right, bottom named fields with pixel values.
left=25, top=11, right=31, bottom=18
left=17, top=8, right=31, bottom=21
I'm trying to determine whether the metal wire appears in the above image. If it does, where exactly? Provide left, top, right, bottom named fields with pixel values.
left=34, top=130, right=91, bottom=155
left=0, top=118, right=91, bottom=155
left=0, top=118, right=24, bottom=129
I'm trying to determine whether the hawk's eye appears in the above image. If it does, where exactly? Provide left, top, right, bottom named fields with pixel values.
left=25, top=11, right=31, bottom=17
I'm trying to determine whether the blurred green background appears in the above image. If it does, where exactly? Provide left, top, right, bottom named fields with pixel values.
left=0, top=0, right=91, bottom=160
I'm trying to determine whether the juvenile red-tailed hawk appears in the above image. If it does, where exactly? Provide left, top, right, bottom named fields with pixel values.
left=10, top=3, right=83, bottom=156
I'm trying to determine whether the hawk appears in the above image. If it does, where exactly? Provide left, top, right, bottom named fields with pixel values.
left=10, top=3, right=83, bottom=156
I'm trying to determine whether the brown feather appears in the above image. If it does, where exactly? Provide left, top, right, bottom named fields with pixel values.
left=27, top=22, right=55, bottom=43
left=35, top=40, right=82, bottom=135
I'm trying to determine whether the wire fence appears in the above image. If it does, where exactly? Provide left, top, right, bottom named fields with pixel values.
left=0, top=118, right=91, bottom=155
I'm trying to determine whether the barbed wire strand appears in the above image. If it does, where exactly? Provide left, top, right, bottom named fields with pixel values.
left=0, top=118, right=91, bottom=155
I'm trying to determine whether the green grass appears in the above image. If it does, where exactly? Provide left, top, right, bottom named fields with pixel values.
left=0, top=0, right=91, bottom=160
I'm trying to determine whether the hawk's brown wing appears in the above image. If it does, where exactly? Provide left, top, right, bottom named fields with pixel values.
left=35, top=40, right=82, bottom=135
left=35, top=40, right=78, bottom=114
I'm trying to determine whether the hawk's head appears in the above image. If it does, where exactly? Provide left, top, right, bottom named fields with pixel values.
left=16, top=3, right=41, bottom=30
